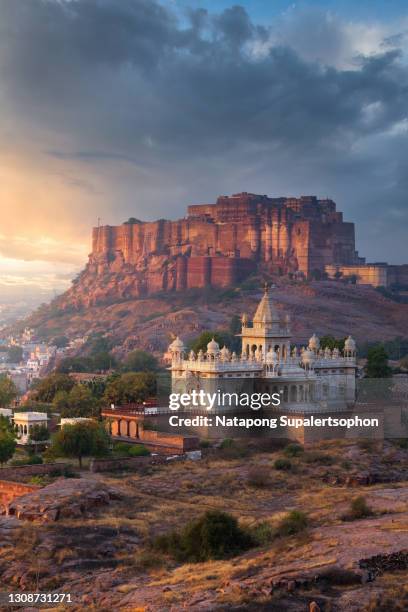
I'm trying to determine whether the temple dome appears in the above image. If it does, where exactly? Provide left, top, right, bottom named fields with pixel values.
left=169, top=336, right=184, bottom=351
left=308, top=333, right=320, bottom=351
left=344, top=335, right=356, bottom=351
left=207, top=338, right=220, bottom=354
left=253, top=285, right=280, bottom=325
left=220, top=346, right=230, bottom=359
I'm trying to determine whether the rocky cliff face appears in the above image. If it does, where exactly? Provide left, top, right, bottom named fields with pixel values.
left=59, top=192, right=362, bottom=310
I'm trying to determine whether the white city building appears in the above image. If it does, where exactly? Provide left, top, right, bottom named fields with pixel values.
left=13, top=412, right=48, bottom=445
left=168, top=286, right=357, bottom=413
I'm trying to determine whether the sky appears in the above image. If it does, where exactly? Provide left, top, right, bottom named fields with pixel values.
left=0, top=0, right=408, bottom=301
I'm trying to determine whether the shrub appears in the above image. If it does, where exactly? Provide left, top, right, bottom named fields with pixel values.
left=127, top=445, right=150, bottom=457
left=276, top=510, right=308, bottom=536
left=220, top=438, right=234, bottom=449
left=114, top=442, right=132, bottom=455
left=349, top=496, right=373, bottom=520
left=283, top=443, right=304, bottom=457
left=247, top=466, right=270, bottom=488
left=251, top=521, right=275, bottom=545
left=153, top=510, right=253, bottom=562
left=274, top=458, right=292, bottom=471
left=200, top=439, right=211, bottom=449
left=319, top=567, right=362, bottom=586
left=27, top=454, right=43, bottom=465
left=10, top=455, right=43, bottom=466
left=29, top=475, right=47, bottom=486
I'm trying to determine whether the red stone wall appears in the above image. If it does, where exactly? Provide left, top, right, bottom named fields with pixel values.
left=75, top=192, right=364, bottom=305
left=0, top=480, right=39, bottom=511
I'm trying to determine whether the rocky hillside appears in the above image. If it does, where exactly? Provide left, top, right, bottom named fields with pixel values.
left=1, top=439, right=408, bottom=610
left=20, top=279, right=408, bottom=357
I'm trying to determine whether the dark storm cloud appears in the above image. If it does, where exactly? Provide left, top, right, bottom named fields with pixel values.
left=0, top=0, right=407, bottom=261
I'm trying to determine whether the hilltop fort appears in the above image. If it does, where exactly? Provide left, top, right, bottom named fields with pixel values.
left=62, top=192, right=407, bottom=308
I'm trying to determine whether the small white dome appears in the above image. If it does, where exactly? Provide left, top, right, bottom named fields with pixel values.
left=169, top=336, right=184, bottom=351
left=207, top=338, right=220, bottom=353
left=220, top=346, right=230, bottom=360
left=344, top=335, right=356, bottom=351
left=308, top=333, right=320, bottom=350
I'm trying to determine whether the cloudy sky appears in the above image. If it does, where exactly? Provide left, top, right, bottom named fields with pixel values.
left=0, top=0, right=408, bottom=300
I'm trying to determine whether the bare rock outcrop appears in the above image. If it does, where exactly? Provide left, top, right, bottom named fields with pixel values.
left=7, top=478, right=118, bottom=522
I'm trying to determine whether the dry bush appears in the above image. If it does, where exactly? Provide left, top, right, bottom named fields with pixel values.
left=247, top=466, right=271, bottom=488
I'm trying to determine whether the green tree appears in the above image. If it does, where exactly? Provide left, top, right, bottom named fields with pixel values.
left=122, top=350, right=158, bottom=372
left=0, top=375, right=18, bottom=407
left=56, top=357, right=94, bottom=373
left=319, top=335, right=345, bottom=351
left=190, top=330, right=240, bottom=354
left=92, top=351, right=116, bottom=372
left=28, top=424, right=49, bottom=454
left=0, top=415, right=13, bottom=434
left=229, top=315, right=242, bottom=335
left=52, top=335, right=69, bottom=348
left=50, top=421, right=110, bottom=468
left=62, top=384, right=100, bottom=418
left=52, top=390, right=70, bottom=413
left=103, top=372, right=156, bottom=406
left=34, top=373, right=75, bottom=402
left=366, top=345, right=392, bottom=378
left=7, top=345, right=23, bottom=363
left=85, top=334, right=112, bottom=355
left=0, top=430, right=16, bottom=465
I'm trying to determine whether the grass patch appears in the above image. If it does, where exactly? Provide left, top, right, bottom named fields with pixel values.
left=302, top=451, right=335, bottom=465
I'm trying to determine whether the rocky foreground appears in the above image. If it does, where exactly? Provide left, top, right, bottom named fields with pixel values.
left=0, top=439, right=408, bottom=610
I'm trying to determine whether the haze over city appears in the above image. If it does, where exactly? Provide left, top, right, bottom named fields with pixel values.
left=1, top=0, right=408, bottom=301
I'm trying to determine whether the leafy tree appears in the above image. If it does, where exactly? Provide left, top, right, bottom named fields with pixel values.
left=0, top=375, right=18, bottom=407
left=124, top=217, right=141, bottom=224
left=34, top=373, right=75, bottom=402
left=61, top=384, right=100, bottom=418
left=56, top=357, right=94, bottom=373
left=229, top=314, right=242, bottom=335
left=122, top=350, right=158, bottom=372
left=190, top=330, right=240, bottom=354
left=366, top=345, right=392, bottom=378
left=50, top=421, right=110, bottom=468
left=0, top=415, right=13, bottom=434
left=319, top=335, right=345, bottom=351
left=52, top=390, right=70, bottom=413
left=103, top=372, right=156, bottom=406
left=84, top=334, right=112, bottom=356
left=28, top=424, right=49, bottom=454
left=52, top=335, right=69, bottom=348
left=92, top=351, right=116, bottom=371
left=0, top=430, right=16, bottom=465
left=7, top=345, right=23, bottom=363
